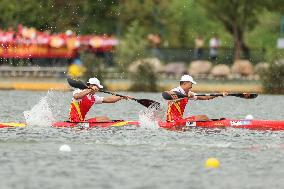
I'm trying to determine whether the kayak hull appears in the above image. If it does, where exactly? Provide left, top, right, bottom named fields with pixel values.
left=158, top=117, right=284, bottom=131
left=0, top=122, right=26, bottom=128
left=1, top=117, right=283, bottom=131
left=52, top=117, right=284, bottom=131
left=52, top=119, right=140, bottom=128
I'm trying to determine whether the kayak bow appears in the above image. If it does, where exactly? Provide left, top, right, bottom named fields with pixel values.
left=158, top=117, right=284, bottom=131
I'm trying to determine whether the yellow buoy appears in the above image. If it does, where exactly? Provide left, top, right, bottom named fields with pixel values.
left=205, top=158, right=220, bottom=168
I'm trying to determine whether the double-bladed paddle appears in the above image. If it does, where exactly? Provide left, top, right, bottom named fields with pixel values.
left=67, top=77, right=161, bottom=108
left=162, top=91, right=258, bottom=100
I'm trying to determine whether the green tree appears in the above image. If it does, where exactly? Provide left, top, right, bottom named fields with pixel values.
left=37, top=0, right=119, bottom=34
left=118, top=0, right=169, bottom=34
left=0, top=0, right=119, bottom=34
left=117, top=0, right=232, bottom=47
left=261, top=60, right=284, bottom=94
left=115, top=20, right=148, bottom=69
left=198, top=0, right=270, bottom=60
left=164, top=0, right=232, bottom=47
left=129, top=62, right=158, bottom=92
left=1, top=0, right=284, bottom=56
left=0, top=0, right=49, bottom=29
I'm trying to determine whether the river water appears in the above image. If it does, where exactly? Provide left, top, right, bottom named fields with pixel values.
left=0, top=90, right=283, bottom=189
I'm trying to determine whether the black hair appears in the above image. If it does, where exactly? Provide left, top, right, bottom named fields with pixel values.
left=180, top=81, right=186, bottom=85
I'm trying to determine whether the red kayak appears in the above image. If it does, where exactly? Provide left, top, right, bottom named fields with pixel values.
left=52, top=118, right=139, bottom=128
left=51, top=117, right=284, bottom=131
left=158, top=117, right=284, bottom=131
left=2, top=117, right=283, bottom=131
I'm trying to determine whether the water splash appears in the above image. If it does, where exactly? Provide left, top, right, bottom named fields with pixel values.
left=24, top=95, right=55, bottom=126
left=138, top=106, right=162, bottom=130
left=45, top=90, right=70, bottom=121
left=23, top=90, right=70, bottom=127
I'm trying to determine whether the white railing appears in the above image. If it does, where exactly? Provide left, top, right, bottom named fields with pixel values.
left=0, top=66, right=67, bottom=78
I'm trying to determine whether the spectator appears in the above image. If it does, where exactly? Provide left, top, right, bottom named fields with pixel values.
left=147, top=33, right=163, bottom=59
left=209, top=34, right=221, bottom=62
left=194, top=35, right=204, bottom=60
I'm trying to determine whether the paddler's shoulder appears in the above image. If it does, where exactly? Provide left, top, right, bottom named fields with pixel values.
left=170, top=86, right=186, bottom=95
left=72, top=88, right=84, bottom=95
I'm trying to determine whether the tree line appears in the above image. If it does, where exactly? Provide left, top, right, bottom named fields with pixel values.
left=0, top=0, right=283, bottom=60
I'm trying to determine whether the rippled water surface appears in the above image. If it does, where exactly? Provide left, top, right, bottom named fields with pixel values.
left=0, top=90, right=284, bottom=189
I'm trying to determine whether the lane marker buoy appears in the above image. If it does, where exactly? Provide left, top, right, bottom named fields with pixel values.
left=59, top=144, right=71, bottom=152
left=245, top=114, right=254, bottom=120
left=205, top=157, right=220, bottom=168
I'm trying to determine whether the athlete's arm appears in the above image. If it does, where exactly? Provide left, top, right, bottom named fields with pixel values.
left=188, top=91, right=215, bottom=100
left=197, top=96, right=216, bottom=100
left=73, top=86, right=98, bottom=99
left=102, top=95, right=124, bottom=103
left=196, top=92, right=228, bottom=100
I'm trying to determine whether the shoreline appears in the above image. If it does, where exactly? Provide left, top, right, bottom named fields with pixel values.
left=0, top=77, right=263, bottom=93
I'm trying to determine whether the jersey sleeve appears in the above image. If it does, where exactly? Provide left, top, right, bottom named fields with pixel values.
left=171, top=87, right=197, bottom=100
left=73, top=89, right=82, bottom=96
left=94, top=95, right=104, bottom=104
left=189, top=92, right=198, bottom=100
left=170, top=87, right=181, bottom=92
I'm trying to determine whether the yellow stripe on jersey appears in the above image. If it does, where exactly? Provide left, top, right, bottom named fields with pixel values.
left=72, top=100, right=83, bottom=121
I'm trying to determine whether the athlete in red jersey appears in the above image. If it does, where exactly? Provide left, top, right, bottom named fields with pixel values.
left=166, top=75, right=227, bottom=122
left=69, top=77, right=130, bottom=122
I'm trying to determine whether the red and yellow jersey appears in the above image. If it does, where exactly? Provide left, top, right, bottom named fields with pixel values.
left=166, top=86, right=196, bottom=122
left=69, top=89, right=104, bottom=122
left=166, top=98, right=189, bottom=122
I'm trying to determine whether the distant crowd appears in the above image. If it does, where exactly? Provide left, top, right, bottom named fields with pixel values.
left=147, top=33, right=222, bottom=62
left=0, top=25, right=117, bottom=59
left=194, top=35, right=221, bottom=62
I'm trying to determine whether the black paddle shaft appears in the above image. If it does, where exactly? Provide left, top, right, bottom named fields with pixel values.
left=98, top=90, right=160, bottom=108
left=162, top=91, right=258, bottom=100
left=67, top=77, right=160, bottom=108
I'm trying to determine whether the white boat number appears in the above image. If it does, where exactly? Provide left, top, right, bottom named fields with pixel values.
left=186, top=121, right=196, bottom=127
left=230, top=120, right=251, bottom=126
left=78, top=123, right=90, bottom=128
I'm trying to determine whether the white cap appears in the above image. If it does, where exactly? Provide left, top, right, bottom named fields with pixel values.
left=180, top=75, right=197, bottom=84
left=87, top=77, right=103, bottom=88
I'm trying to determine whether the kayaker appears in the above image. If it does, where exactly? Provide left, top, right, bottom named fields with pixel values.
left=69, top=77, right=130, bottom=122
left=165, top=75, right=227, bottom=122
